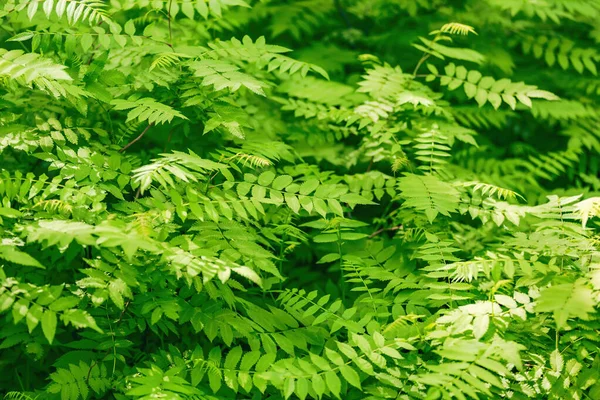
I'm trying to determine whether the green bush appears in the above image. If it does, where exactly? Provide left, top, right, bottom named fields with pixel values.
left=1, top=0, right=600, bottom=399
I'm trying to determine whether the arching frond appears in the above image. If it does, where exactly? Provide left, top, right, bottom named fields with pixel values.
left=439, top=22, right=477, bottom=36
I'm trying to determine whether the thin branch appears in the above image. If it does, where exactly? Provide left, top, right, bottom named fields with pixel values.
left=167, top=0, right=173, bottom=46
left=366, top=157, right=374, bottom=172
left=116, top=300, right=131, bottom=323
left=369, top=225, right=402, bottom=239
left=413, top=31, right=443, bottom=76
left=119, top=123, right=154, bottom=153
left=85, top=20, right=104, bottom=65
left=412, top=54, right=430, bottom=77
left=86, top=360, right=98, bottom=385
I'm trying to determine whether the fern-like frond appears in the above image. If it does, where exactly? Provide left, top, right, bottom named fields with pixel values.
left=0, top=49, right=73, bottom=96
left=530, top=99, right=598, bottom=122
left=228, top=153, right=272, bottom=168
left=412, top=126, right=452, bottom=173
left=137, top=0, right=250, bottom=20
left=398, top=173, right=461, bottom=222
left=574, top=197, right=600, bottom=227
left=4, top=392, right=37, bottom=400
left=33, top=199, right=74, bottom=215
left=486, top=0, right=583, bottom=22
left=461, top=181, right=524, bottom=201
left=519, top=35, right=598, bottom=75
left=527, top=149, right=580, bottom=181
left=383, top=314, right=424, bottom=335
left=149, top=52, right=192, bottom=71
left=25, top=0, right=109, bottom=25
left=392, top=154, right=410, bottom=173
left=357, top=64, right=409, bottom=99
left=132, top=150, right=227, bottom=193
left=452, top=105, right=513, bottom=129
left=48, top=361, right=110, bottom=399
left=427, top=62, right=559, bottom=109
left=204, top=36, right=329, bottom=79
left=111, top=97, right=188, bottom=125
left=439, top=22, right=477, bottom=36
left=188, top=59, right=268, bottom=95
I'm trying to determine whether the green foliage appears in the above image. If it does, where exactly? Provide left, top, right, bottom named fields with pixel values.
left=2, top=0, right=600, bottom=399
left=428, top=62, right=559, bottom=109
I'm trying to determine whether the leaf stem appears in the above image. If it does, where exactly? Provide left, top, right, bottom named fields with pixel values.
left=369, top=225, right=402, bottom=238
left=337, top=225, right=346, bottom=301
left=167, top=0, right=173, bottom=47
left=119, top=123, right=154, bottom=153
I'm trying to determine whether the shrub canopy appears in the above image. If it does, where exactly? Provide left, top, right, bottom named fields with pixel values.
left=2, top=0, right=600, bottom=399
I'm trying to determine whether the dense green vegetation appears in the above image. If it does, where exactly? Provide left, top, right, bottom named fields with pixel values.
left=2, top=0, right=600, bottom=398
